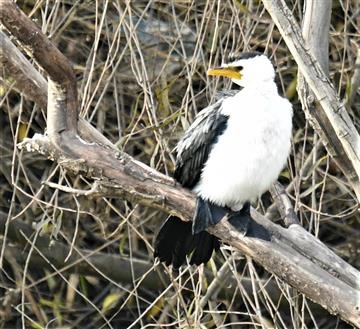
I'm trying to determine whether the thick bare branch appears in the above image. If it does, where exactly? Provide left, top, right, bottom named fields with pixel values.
left=18, top=133, right=360, bottom=327
left=0, top=0, right=77, bottom=136
left=0, top=29, right=116, bottom=149
left=296, top=0, right=349, bottom=196
left=0, top=29, right=47, bottom=109
left=301, top=0, right=332, bottom=74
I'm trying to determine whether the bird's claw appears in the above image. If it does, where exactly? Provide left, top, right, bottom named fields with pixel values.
left=192, top=198, right=228, bottom=234
left=192, top=199, right=270, bottom=241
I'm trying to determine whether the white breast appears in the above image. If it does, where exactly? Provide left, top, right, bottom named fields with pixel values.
left=193, top=84, right=293, bottom=210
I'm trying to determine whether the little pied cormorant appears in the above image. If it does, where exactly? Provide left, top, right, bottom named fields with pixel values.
left=154, top=51, right=293, bottom=268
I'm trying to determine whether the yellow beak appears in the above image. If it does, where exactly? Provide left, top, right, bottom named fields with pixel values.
left=207, top=67, right=242, bottom=80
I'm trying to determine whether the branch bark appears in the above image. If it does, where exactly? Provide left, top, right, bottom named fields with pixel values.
left=1, top=1, right=360, bottom=326
left=0, top=29, right=116, bottom=149
left=301, top=0, right=332, bottom=74
left=16, top=134, right=360, bottom=325
left=261, top=0, right=360, bottom=202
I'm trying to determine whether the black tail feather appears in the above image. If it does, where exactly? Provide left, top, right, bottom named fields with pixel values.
left=154, top=202, right=270, bottom=268
left=190, top=231, right=220, bottom=265
left=154, top=216, right=219, bottom=268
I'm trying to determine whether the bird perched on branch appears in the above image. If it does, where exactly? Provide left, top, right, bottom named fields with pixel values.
left=154, top=52, right=293, bottom=268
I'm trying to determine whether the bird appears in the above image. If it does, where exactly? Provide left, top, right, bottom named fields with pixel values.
left=154, top=51, right=293, bottom=268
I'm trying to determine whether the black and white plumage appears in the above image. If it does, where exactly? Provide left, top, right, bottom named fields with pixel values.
left=154, top=52, right=293, bottom=268
left=174, top=100, right=228, bottom=188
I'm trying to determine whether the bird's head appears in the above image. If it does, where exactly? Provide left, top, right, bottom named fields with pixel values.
left=207, top=52, right=275, bottom=87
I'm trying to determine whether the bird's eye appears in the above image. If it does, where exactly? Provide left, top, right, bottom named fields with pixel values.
left=231, top=65, right=243, bottom=71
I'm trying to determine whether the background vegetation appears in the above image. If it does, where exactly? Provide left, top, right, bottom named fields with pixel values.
left=1, top=0, right=359, bottom=328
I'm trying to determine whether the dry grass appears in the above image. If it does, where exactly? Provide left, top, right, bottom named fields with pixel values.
left=1, top=0, right=359, bottom=328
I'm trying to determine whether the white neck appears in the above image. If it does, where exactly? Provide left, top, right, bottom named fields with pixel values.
left=238, top=79, right=278, bottom=96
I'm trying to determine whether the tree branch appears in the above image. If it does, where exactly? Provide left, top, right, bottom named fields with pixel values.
left=261, top=0, right=360, bottom=202
left=1, top=1, right=360, bottom=326
left=0, top=29, right=116, bottom=149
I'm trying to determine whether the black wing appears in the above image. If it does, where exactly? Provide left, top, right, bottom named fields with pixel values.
left=174, top=99, right=229, bottom=188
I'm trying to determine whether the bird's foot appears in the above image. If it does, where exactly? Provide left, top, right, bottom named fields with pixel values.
left=227, top=202, right=251, bottom=233
left=228, top=202, right=271, bottom=241
left=192, top=198, right=228, bottom=234
left=192, top=199, right=271, bottom=241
